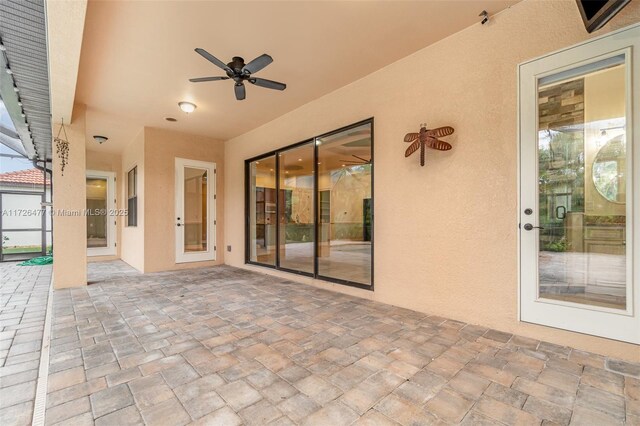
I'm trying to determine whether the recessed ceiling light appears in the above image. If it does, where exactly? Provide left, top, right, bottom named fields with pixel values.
left=256, top=161, right=260, bottom=165
left=342, top=164, right=346, bottom=167
left=298, top=158, right=302, bottom=162
left=270, top=168, right=273, bottom=172
left=165, top=117, right=177, bottom=122
left=93, top=135, right=108, bottom=144
left=178, top=101, right=197, bottom=113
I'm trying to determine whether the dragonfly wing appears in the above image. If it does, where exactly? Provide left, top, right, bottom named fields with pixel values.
left=425, top=126, right=454, bottom=137
left=425, top=137, right=452, bottom=151
left=404, top=133, right=419, bottom=142
left=405, top=140, right=420, bottom=157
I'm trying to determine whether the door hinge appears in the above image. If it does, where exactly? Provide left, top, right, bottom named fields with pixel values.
left=214, top=245, right=217, bottom=251
left=214, top=220, right=217, bottom=225
left=214, top=195, right=217, bottom=200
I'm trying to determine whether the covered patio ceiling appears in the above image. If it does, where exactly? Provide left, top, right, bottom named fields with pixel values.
left=72, top=0, right=519, bottom=153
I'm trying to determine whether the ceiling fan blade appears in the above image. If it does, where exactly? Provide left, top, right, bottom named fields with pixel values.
left=195, top=48, right=232, bottom=72
left=242, top=54, right=273, bottom=75
left=351, top=155, right=370, bottom=162
left=234, top=83, right=246, bottom=101
left=249, top=78, right=286, bottom=91
left=189, top=76, right=229, bottom=82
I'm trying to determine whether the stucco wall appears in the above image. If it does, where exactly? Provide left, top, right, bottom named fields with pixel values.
left=52, top=105, right=87, bottom=288
left=143, top=127, right=225, bottom=272
left=120, top=129, right=145, bottom=271
left=86, top=150, right=123, bottom=262
left=224, top=0, right=640, bottom=361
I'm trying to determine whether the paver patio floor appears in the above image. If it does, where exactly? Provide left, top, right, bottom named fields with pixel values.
left=0, top=262, right=51, bottom=426
left=6, top=260, right=639, bottom=425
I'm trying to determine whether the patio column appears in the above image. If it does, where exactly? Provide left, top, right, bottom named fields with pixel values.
left=52, top=104, right=87, bottom=288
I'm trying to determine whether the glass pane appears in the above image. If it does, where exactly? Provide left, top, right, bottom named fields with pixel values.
left=184, top=167, right=208, bottom=252
left=86, top=178, right=108, bottom=248
left=537, top=56, right=627, bottom=310
left=316, top=122, right=372, bottom=285
left=128, top=167, right=137, bottom=197
left=248, top=156, right=277, bottom=265
left=278, top=142, right=314, bottom=273
left=2, top=230, right=43, bottom=261
left=2, top=193, right=42, bottom=229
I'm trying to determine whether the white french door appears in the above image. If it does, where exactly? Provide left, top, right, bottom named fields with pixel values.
left=519, top=24, right=640, bottom=343
left=86, top=170, right=116, bottom=256
left=175, top=158, right=216, bottom=263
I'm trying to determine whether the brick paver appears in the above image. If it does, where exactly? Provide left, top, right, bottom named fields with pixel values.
left=0, top=262, right=51, bottom=426
left=33, top=261, right=640, bottom=424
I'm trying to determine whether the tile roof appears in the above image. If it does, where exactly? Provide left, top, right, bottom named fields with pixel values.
left=0, top=168, right=50, bottom=186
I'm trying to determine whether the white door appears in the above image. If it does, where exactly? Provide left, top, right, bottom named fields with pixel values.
left=86, top=170, right=116, bottom=256
left=175, top=158, right=216, bottom=263
left=519, top=24, right=639, bottom=343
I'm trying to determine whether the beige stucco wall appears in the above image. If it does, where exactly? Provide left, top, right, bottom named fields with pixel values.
left=52, top=104, right=87, bottom=288
left=120, top=129, right=145, bottom=271
left=86, top=150, right=123, bottom=262
left=143, top=127, right=225, bottom=273
left=224, top=0, right=640, bottom=361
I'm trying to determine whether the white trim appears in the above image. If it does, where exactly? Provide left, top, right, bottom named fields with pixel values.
left=86, top=170, right=117, bottom=256
left=31, top=271, right=53, bottom=426
left=518, top=24, right=640, bottom=343
left=175, top=158, right=217, bottom=263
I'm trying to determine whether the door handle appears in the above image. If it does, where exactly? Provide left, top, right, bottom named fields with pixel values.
left=523, top=223, right=544, bottom=231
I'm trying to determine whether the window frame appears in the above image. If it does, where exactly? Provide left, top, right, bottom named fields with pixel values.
left=127, top=166, right=138, bottom=227
left=244, top=117, right=374, bottom=291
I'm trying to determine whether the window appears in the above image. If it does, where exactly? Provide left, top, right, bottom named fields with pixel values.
left=127, top=166, right=137, bottom=227
left=246, top=119, right=373, bottom=289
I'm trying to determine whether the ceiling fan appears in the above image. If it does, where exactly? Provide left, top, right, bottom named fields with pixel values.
left=340, top=155, right=372, bottom=165
left=189, top=48, right=287, bottom=100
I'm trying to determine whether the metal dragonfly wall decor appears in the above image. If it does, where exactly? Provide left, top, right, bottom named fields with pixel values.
left=404, top=123, right=454, bottom=166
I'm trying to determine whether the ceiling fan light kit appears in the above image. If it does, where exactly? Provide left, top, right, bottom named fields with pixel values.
left=404, top=123, right=454, bottom=167
left=178, top=101, right=197, bottom=113
left=189, top=48, right=287, bottom=101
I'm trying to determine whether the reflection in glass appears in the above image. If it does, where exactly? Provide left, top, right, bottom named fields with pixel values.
left=537, top=56, right=626, bottom=309
left=316, top=123, right=372, bottom=285
left=184, top=168, right=208, bottom=252
left=593, top=136, right=625, bottom=203
left=86, top=178, right=108, bottom=248
left=249, top=156, right=277, bottom=265
left=279, top=143, right=314, bottom=273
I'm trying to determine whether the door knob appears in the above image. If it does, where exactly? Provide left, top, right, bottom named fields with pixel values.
left=523, top=223, right=544, bottom=231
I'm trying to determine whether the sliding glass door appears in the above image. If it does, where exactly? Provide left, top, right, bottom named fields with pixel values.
left=246, top=119, right=373, bottom=288
left=247, top=155, right=277, bottom=266
left=316, top=123, right=372, bottom=285
left=279, top=142, right=315, bottom=274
